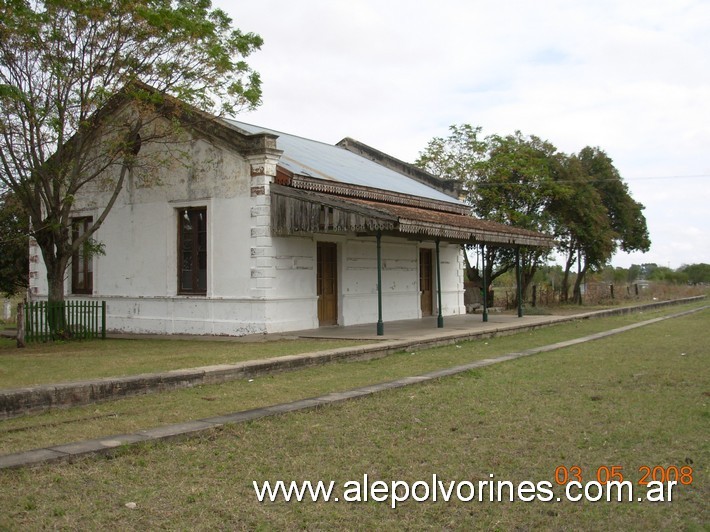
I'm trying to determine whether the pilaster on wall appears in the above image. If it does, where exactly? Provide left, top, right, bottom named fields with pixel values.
left=456, top=244, right=466, bottom=313
left=247, top=146, right=282, bottom=298
left=28, top=238, right=42, bottom=299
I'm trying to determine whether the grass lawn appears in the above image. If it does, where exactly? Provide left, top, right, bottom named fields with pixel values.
left=0, top=337, right=369, bottom=388
left=0, top=299, right=704, bottom=390
left=0, top=303, right=704, bottom=455
left=0, top=306, right=707, bottom=529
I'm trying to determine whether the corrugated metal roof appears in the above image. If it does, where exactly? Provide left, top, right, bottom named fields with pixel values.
left=226, top=120, right=463, bottom=204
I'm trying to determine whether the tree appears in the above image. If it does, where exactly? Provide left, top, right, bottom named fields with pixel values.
left=416, top=125, right=559, bottom=303
left=573, top=148, right=650, bottom=302
left=648, top=266, right=687, bottom=284
left=627, top=264, right=641, bottom=283
left=0, top=0, right=263, bottom=305
left=578, top=147, right=650, bottom=252
left=0, top=190, right=29, bottom=296
left=415, top=125, right=488, bottom=294
left=550, top=153, right=614, bottom=303
left=551, top=148, right=650, bottom=303
left=417, top=127, right=651, bottom=306
left=472, top=132, right=560, bottom=300
left=680, top=263, right=710, bottom=284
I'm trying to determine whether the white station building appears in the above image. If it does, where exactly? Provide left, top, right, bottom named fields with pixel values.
left=30, top=94, right=552, bottom=336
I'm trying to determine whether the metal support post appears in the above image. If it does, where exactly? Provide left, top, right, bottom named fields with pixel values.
left=436, top=240, right=444, bottom=328
left=516, top=246, right=523, bottom=318
left=376, top=231, right=384, bottom=336
left=482, top=244, right=488, bottom=322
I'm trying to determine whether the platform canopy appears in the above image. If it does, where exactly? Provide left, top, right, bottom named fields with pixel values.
left=271, top=179, right=554, bottom=248
left=230, top=119, right=554, bottom=249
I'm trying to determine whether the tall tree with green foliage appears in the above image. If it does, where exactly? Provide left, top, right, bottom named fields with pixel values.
left=0, top=0, right=263, bottom=305
left=552, top=148, right=650, bottom=303
left=680, top=263, right=710, bottom=284
left=415, top=125, right=487, bottom=286
left=472, top=131, right=561, bottom=299
left=0, top=190, right=29, bottom=296
left=550, top=153, right=613, bottom=302
left=575, top=147, right=650, bottom=302
left=416, top=125, right=559, bottom=303
left=417, top=127, right=651, bottom=306
left=579, top=147, right=650, bottom=252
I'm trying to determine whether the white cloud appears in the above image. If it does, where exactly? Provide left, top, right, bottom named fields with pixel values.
left=219, top=0, right=710, bottom=268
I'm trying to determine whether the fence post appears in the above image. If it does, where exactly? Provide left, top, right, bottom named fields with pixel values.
left=16, top=302, right=26, bottom=348
left=81, top=300, right=86, bottom=339
left=101, top=301, right=106, bottom=339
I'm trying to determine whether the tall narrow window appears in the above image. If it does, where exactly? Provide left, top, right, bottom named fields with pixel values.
left=178, top=208, right=207, bottom=294
left=72, top=217, right=93, bottom=294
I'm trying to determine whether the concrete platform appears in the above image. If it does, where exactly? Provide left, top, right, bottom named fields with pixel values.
left=291, top=311, right=556, bottom=340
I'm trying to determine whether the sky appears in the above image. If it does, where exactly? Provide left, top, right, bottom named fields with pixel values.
left=216, top=0, right=709, bottom=269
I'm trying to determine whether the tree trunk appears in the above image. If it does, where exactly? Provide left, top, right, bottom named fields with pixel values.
left=572, top=262, right=588, bottom=305
left=462, top=245, right=480, bottom=284
left=484, top=246, right=500, bottom=307
left=560, top=270, right=569, bottom=303
left=16, top=302, right=26, bottom=348
left=519, top=249, right=542, bottom=305
left=560, top=249, right=575, bottom=303
left=521, top=265, right=536, bottom=304
left=43, top=248, right=70, bottom=338
left=47, top=266, right=66, bottom=304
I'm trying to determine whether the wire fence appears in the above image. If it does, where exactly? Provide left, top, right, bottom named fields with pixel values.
left=494, top=282, right=705, bottom=309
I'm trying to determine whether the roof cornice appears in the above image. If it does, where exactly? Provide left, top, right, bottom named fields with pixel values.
left=284, top=174, right=471, bottom=216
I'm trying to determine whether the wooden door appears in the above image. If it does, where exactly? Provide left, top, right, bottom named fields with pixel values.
left=420, top=248, right=433, bottom=316
left=317, top=242, right=338, bottom=325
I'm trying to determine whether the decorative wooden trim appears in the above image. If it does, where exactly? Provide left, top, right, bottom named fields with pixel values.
left=289, top=175, right=470, bottom=215
left=275, top=166, right=293, bottom=186
left=270, top=185, right=555, bottom=248
left=398, top=219, right=552, bottom=247
left=271, top=185, right=396, bottom=236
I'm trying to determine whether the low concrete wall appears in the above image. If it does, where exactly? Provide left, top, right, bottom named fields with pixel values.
left=1, top=296, right=705, bottom=419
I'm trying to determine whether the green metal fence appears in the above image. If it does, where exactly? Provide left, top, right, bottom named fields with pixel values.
left=24, top=300, right=106, bottom=342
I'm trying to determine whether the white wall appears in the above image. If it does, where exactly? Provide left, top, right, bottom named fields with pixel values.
left=29, top=113, right=465, bottom=336
left=258, top=235, right=465, bottom=333
left=339, top=237, right=464, bottom=326
left=30, top=120, right=271, bottom=335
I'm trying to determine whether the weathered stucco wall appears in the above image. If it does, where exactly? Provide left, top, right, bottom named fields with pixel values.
left=30, top=115, right=266, bottom=335
left=339, top=237, right=464, bottom=327
left=30, top=111, right=465, bottom=336
left=257, top=235, right=465, bottom=334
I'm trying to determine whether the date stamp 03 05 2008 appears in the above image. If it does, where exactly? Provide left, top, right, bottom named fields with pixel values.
left=554, top=464, right=694, bottom=486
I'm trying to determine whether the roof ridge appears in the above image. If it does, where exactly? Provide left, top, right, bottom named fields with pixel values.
left=225, top=119, right=342, bottom=149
